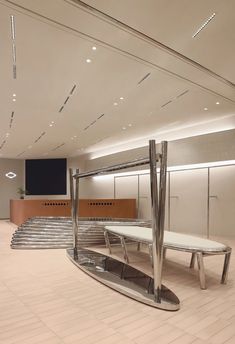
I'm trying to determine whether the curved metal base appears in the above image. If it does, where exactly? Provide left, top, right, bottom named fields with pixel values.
left=66, top=248, right=180, bottom=311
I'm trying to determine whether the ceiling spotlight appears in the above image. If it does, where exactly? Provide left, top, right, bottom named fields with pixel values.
left=13, top=98, right=16, bottom=102
left=128, top=123, right=132, bottom=127
left=51, top=121, right=54, bottom=124
left=114, top=102, right=118, bottom=106
left=120, top=97, right=124, bottom=100
left=13, top=93, right=16, bottom=97
left=216, top=102, right=220, bottom=105
left=122, top=126, right=126, bottom=130
left=86, top=59, right=91, bottom=63
left=92, top=46, right=97, bottom=50
left=49, top=124, right=53, bottom=127
left=6, top=133, right=10, bottom=137
left=204, top=107, right=208, bottom=111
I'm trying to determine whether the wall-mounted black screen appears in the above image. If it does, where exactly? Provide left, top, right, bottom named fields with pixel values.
left=25, top=159, right=67, bottom=195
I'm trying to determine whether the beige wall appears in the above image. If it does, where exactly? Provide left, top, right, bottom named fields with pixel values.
left=85, top=129, right=235, bottom=171
left=0, top=159, right=24, bottom=218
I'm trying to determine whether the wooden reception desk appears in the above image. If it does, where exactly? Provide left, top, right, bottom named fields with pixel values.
left=10, top=199, right=136, bottom=226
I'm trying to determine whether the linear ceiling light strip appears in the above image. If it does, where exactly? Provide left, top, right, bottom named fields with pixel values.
left=10, top=14, right=15, bottom=39
left=10, top=15, right=17, bottom=79
left=192, top=13, right=216, bottom=38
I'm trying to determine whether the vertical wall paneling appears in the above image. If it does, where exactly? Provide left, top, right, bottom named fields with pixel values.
left=139, top=174, right=151, bottom=220
left=114, top=175, right=139, bottom=215
left=209, top=165, right=235, bottom=237
left=169, top=168, right=208, bottom=236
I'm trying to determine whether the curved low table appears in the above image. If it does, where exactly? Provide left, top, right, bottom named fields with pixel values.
left=104, top=226, right=232, bottom=289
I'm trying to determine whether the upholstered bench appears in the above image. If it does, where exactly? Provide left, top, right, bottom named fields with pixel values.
left=104, top=226, right=231, bottom=289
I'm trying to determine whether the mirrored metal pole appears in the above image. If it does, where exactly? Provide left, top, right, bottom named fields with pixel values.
left=69, top=168, right=78, bottom=260
left=157, top=141, right=168, bottom=291
left=74, top=168, right=79, bottom=259
left=149, top=140, right=160, bottom=303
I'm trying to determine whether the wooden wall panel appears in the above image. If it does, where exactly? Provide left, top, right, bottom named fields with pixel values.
left=10, top=199, right=136, bottom=226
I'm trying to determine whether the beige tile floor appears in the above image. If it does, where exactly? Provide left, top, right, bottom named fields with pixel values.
left=0, top=220, right=234, bottom=344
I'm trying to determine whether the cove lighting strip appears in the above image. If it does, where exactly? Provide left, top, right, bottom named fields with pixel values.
left=192, top=13, right=216, bottom=38
left=93, top=159, right=235, bottom=179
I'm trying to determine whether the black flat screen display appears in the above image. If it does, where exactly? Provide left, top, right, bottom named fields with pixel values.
left=25, top=159, right=67, bottom=195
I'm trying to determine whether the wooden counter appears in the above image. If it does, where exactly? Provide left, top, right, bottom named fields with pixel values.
left=10, top=199, right=136, bottom=226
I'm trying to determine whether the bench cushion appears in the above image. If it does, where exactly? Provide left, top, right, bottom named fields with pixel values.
left=105, top=226, right=227, bottom=253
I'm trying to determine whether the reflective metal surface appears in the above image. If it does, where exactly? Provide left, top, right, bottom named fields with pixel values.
left=67, top=248, right=180, bottom=311
left=69, top=140, right=179, bottom=310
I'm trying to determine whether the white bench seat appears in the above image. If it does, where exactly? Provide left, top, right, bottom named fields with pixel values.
left=104, top=225, right=231, bottom=289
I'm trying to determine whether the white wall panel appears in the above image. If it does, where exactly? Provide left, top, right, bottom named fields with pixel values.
left=139, top=174, right=151, bottom=220
left=169, top=168, right=208, bottom=236
left=209, top=165, right=235, bottom=237
left=80, top=176, right=114, bottom=199
left=115, top=175, right=138, bottom=198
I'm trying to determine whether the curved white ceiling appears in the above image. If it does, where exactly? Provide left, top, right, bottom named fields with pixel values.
left=0, top=0, right=235, bottom=159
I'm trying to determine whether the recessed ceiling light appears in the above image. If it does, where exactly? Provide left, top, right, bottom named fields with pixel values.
left=86, top=59, right=91, bottom=63
left=92, top=46, right=97, bottom=50
left=6, top=133, right=10, bottom=137
left=51, top=121, right=54, bottom=124
left=49, top=124, right=53, bottom=127
left=216, top=102, right=220, bottom=105
left=122, top=126, right=126, bottom=130
left=120, top=97, right=124, bottom=100
left=114, top=102, right=118, bottom=106
left=13, top=93, right=16, bottom=97
left=204, top=107, right=208, bottom=111
left=128, top=123, right=132, bottom=127
left=13, top=98, right=16, bottom=102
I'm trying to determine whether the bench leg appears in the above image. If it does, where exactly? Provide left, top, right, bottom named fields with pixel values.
left=148, top=244, right=153, bottom=267
left=196, top=252, right=206, bottom=290
left=104, top=230, right=112, bottom=254
left=120, top=236, right=129, bottom=264
left=163, top=248, right=167, bottom=259
left=221, top=251, right=231, bottom=284
left=190, top=253, right=196, bottom=268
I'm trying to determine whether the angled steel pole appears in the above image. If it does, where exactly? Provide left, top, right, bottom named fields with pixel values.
left=149, top=140, right=167, bottom=303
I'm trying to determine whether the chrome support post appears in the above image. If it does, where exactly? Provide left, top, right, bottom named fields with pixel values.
left=149, top=140, right=167, bottom=303
left=69, top=168, right=79, bottom=260
left=190, top=252, right=196, bottom=268
left=120, top=236, right=129, bottom=263
left=196, top=252, right=206, bottom=289
left=104, top=230, right=112, bottom=254
left=221, top=251, right=231, bottom=284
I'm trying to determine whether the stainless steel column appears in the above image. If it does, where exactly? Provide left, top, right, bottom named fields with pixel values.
left=69, top=168, right=79, bottom=259
left=149, top=140, right=167, bottom=303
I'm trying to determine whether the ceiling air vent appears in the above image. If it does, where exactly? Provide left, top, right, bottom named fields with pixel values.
left=52, top=143, right=65, bottom=151
left=137, top=72, right=151, bottom=85
left=176, top=90, right=189, bottom=98
left=9, top=111, right=14, bottom=128
left=0, top=140, right=6, bottom=150
left=97, top=113, right=104, bottom=119
left=161, top=100, right=172, bottom=108
left=16, top=150, right=26, bottom=157
left=64, top=96, right=70, bottom=105
left=70, top=84, right=77, bottom=95
left=34, top=131, right=46, bottom=143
